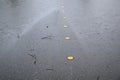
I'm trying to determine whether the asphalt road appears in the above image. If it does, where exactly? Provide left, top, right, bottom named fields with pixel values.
left=0, top=0, right=120, bottom=80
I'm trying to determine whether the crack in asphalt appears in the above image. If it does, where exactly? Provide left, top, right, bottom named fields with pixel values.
left=41, top=35, right=55, bottom=40
left=27, top=53, right=37, bottom=65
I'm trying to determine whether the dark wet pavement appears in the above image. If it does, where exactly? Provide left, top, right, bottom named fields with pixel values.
left=0, top=0, right=120, bottom=80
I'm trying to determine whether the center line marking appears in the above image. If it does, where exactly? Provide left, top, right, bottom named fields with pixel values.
left=64, top=25, right=68, bottom=28
left=65, top=37, right=70, bottom=40
left=64, top=16, right=67, bottom=19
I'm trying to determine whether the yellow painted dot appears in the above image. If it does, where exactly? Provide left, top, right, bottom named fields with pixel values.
left=64, top=25, right=68, bottom=28
left=64, top=16, right=67, bottom=19
left=67, top=56, right=74, bottom=61
left=65, top=37, right=70, bottom=40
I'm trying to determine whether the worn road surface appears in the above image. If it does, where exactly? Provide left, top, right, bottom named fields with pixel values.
left=0, top=0, right=120, bottom=80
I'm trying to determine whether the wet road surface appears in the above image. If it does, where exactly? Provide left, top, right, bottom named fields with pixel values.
left=0, top=0, right=120, bottom=80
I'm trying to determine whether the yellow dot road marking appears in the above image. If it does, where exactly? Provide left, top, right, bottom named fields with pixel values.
left=64, top=25, right=68, bottom=28
left=65, top=37, right=70, bottom=40
left=64, top=16, right=67, bottom=19
left=67, top=56, right=74, bottom=61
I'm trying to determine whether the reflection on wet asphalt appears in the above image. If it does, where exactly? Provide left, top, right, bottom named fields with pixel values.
left=0, top=0, right=120, bottom=80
